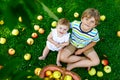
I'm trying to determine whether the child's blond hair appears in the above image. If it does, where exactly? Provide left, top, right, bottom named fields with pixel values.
left=81, top=8, right=100, bottom=25
left=57, top=18, right=70, bottom=28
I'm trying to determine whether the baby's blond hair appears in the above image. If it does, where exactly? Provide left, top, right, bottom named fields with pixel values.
left=57, top=18, right=70, bottom=28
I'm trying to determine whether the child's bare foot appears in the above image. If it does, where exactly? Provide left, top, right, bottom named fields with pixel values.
left=38, top=56, right=45, bottom=60
left=66, top=63, right=73, bottom=71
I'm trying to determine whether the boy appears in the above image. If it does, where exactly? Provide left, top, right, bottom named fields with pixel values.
left=59, top=8, right=100, bottom=70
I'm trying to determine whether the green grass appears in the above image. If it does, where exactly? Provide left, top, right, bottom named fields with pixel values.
left=0, top=0, right=120, bottom=80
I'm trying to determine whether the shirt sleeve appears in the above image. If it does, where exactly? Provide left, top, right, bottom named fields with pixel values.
left=92, top=33, right=100, bottom=42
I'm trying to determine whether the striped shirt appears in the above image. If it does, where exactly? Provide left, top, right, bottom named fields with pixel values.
left=70, top=20, right=100, bottom=48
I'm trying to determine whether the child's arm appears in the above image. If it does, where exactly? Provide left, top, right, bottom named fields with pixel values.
left=75, top=42, right=97, bottom=55
left=47, top=32, right=58, bottom=46
left=60, top=41, right=69, bottom=47
left=56, top=50, right=62, bottom=66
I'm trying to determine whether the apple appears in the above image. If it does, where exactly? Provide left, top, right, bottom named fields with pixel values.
left=24, top=53, right=31, bottom=61
left=0, top=37, right=6, bottom=44
left=44, top=77, right=50, bottom=80
left=38, top=28, right=45, bottom=34
left=34, top=25, right=40, bottom=31
left=104, top=65, right=111, bottom=73
left=64, top=75, right=73, bottom=80
left=0, top=20, right=4, bottom=25
left=117, top=31, right=120, bottom=37
left=34, top=67, right=42, bottom=76
left=101, top=59, right=109, bottom=66
left=27, top=38, right=34, bottom=45
left=51, top=21, right=57, bottom=27
left=45, top=70, right=52, bottom=77
left=74, top=12, right=79, bottom=18
left=53, top=70, right=61, bottom=79
left=18, top=16, right=22, bottom=22
left=97, top=71, right=103, bottom=77
left=37, top=15, right=43, bottom=20
left=12, top=29, right=19, bottom=36
left=0, top=65, right=3, bottom=69
left=8, top=48, right=15, bottom=55
left=31, top=32, right=38, bottom=38
left=88, top=68, right=96, bottom=76
left=100, top=15, right=106, bottom=21
left=57, top=7, right=63, bottom=13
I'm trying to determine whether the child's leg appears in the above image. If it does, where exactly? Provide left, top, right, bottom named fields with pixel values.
left=66, top=48, right=100, bottom=70
left=56, top=50, right=62, bottom=66
left=60, top=44, right=85, bottom=63
left=38, top=46, right=49, bottom=60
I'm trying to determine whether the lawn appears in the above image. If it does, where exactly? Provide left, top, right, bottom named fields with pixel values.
left=0, top=0, right=120, bottom=80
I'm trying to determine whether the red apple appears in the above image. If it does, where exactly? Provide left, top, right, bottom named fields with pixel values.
left=8, top=48, right=15, bottom=55
left=101, top=59, right=109, bottom=66
left=31, top=32, right=38, bottom=38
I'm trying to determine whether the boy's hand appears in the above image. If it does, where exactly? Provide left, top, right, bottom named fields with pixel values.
left=75, top=49, right=84, bottom=55
left=56, top=61, right=62, bottom=66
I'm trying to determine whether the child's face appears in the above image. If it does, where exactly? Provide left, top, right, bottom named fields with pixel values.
left=81, top=17, right=96, bottom=30
left=56, top=24, right=69, bottom=35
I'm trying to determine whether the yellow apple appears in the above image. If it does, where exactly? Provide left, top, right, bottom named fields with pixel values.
left=18, top=16, right=22, bottom=22
left=45, top=70, right=52, bottom=77
left=53, top=71, right=61, bottom=79
left=57, top=7, right=63, bottom=13
left=0, top=65, right=3, bottom=69
left=27, top=38, right=34, bottom=45
left=34, top=25, right=40, bottom=31
left=97, top=71, right=103, bottom=77
left=74, top=12, right=79, bottom=18
left=88, top=68, right=96, bottom=76
left=51, top=21, right=57, bottom=27
left=12, top=29, right=19, bottom=36
left=0, top=37, right=6, bottom=44
left=64, top=75, right=73, bottom=80
left=37, top=15, right=43, bottom=20
left=34, top=67, right=42, bottom=76
left=24, top=53, right=31, bottom=61
left=31, top=32, right=38, bottom=38
left=38, top=28, right=45, bottom=34
left=100, top=15, right=106, bottom=21
left=8, top=48, right=15, bottom=55
left=117, top=31, right=120, bottom=37
left=0, top=20, right=4, bottom=25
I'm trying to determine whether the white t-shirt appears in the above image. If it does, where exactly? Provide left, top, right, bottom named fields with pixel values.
left=47, top=28, right=70, bottom=51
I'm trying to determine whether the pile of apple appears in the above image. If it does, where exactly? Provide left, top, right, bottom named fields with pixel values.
left=88, top=59, right=112, bottom=77
left=39, top=65, right=81, bottom=80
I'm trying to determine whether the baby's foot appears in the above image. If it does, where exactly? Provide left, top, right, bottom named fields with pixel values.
left=38, top=56, right=45, bottom=60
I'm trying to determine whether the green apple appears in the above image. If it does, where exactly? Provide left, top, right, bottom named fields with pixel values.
left=44, top=77, right=50, bottom=80
left=74, top=12, right=79, bottom=18
left=27, top=38, right=34, bottom=45
left=53, top=70, right=61, bottom=79
left=51, top=21, right=57, bottom=27
left=104, top=65, right=111, bottom=73
left=97, top=71, right=103, bottom=77
left=12, top=29, right=19, bottom=36
left=88, top=68, right=96, bottom=76
left=100, top=15, right=106, bottom=21
left=0, top=20, right=4, bottom=25
left=57, top=7, right=63, bottom=13
left=64, top=75, right=73, bottom=80
left=24, top=53, right=31, bottom=61
left=117, top=31, right=120, bottom=37
left=0, top=37, right=6, bottom=44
